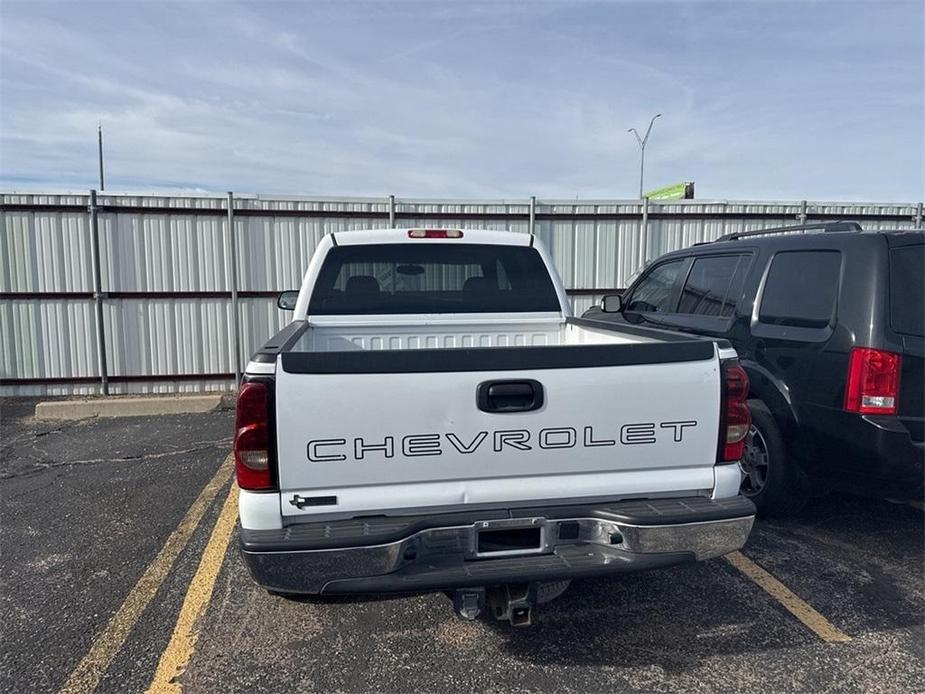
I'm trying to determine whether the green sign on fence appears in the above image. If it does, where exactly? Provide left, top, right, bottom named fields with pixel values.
left=645, top=182, right=694, bottom=200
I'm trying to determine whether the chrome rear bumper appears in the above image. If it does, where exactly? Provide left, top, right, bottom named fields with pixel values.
left=240, top=495, right=755, bottom=595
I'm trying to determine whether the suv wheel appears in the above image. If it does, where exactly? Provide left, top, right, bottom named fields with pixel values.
left=740, top=399, right=807, bottom=517
left=740, top=425, right=770, bottom=497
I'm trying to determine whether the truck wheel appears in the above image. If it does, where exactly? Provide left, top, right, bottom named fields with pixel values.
left=740, top=399, right=806, bottom=517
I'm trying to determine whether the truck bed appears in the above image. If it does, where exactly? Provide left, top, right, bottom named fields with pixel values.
left=288, top=315, right=658, bottom=354
left=260, top=316, right=726, bottom=519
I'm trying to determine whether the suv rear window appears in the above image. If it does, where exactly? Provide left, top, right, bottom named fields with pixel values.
left=308, top=243, right=561, bottom=314
left=890, top=245, right=924, bottom=336
left=758, top=251, right=841, bottom=328
left=677, top=254, right=750, bottom=318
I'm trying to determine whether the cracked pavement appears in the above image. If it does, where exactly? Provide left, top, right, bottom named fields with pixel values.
left=0, top=400, right=231, bottom=480
left=1, top=399, right=922, bottom=693
left=0, top=400, right=233, bottom=692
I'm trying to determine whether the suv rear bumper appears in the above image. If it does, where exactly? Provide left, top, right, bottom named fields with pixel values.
left=240, top=495, right=755, bottom=595
left=802, top=406, right=925, bottom=497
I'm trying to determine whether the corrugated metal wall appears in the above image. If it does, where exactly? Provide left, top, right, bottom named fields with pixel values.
left=2, top=192, right=921, bottom=395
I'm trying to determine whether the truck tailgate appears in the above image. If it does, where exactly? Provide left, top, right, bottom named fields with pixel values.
left=275, top=352, right=721, bottom=518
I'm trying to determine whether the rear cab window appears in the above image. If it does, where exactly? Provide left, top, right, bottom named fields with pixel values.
left=890, top=245, right=924, bottom=336
left=308, top=244, right=562, bottom=314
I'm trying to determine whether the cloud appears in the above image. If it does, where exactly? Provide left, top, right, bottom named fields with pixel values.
left=0, top=0, right=922, bottom=201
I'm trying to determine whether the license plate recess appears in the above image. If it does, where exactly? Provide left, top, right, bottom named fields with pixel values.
left=473, top=517, right=548, bottom=558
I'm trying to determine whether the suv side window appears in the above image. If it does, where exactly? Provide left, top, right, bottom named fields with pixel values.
left=758, top=251, right=841, bottom=328
left=625, top=259, right=686, bottom=313
left=890, top=245, right=924, bottom=336
left=677, top=254, right=750, bottom=317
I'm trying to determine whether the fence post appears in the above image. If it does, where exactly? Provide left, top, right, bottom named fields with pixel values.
left=528, top=196, right=536, bottom=235
left=388, top=194, right=396, bottom=228
left=88, top=190, right=109, bottom=395
left=915, top=202, right=923, bottom=228
left=227, top=192, right=242, bottom=388
left=798, top=200, right=808, bottom=225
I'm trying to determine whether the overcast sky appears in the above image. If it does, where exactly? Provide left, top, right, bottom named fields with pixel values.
left=1, top=0, right=922, bottom=201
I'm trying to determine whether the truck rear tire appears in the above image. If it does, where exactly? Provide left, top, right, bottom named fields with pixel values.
left=741, top=399, right=807, bottom=517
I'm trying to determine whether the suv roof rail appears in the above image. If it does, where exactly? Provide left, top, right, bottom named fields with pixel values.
left=715, top=220, right=862, bottom=242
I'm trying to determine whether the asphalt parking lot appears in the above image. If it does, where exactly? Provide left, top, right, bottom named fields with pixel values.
left=2, top=400, right=923, bottom=693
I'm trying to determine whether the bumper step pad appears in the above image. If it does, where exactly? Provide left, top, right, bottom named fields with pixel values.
left=320, top=545, right=693, bottom=594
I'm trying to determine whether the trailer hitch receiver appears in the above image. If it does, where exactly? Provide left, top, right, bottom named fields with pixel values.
left=489, top=583, right=536, bottom=627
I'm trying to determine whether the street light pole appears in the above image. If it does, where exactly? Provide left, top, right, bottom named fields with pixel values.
left=628, top=113, right=661, bottom=199
left=97, top=122, right=105, bottom=191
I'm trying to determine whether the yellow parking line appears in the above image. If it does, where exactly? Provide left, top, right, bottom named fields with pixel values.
left=145, top=482, right=239, bottom=693
left=60, top=455, right=234, bottom=694
left=725, top=550, right=851, bottom=643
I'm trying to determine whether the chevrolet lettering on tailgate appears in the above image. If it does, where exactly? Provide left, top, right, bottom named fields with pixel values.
left=307, top=421, right=700, bottom=462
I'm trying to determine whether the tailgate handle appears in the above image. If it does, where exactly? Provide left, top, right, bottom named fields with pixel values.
left=478, top=380, right=544, bottom=413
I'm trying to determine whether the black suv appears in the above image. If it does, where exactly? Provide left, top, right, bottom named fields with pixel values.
left=585, top=222, right=924, bottom=515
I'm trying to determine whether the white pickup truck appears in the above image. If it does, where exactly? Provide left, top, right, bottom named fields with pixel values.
left=234, top=228, right=755, bottom=625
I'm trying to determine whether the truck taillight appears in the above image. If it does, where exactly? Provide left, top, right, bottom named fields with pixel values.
left=234, top=381, right=274, bottom=490
left=844, top=347, right=901, bottom=415
left=721, top=362, right=751, bottom=462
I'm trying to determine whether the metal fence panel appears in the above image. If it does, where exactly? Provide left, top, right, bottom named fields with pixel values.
left=1, top=192, right=921, bottom=394
left=1, top=207, right=91, bottom=292
left=1, top=299, right=99, bottom=386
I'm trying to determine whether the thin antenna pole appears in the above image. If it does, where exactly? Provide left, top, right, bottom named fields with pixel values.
left=97, top=122, right=105, bottom=191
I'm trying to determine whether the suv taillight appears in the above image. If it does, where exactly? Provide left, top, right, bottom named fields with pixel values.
left=234, top=381, right=274, bottom=490
left=844, top=347, right=901, bottom=415
left=721, top=362, right=751, bottom=462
